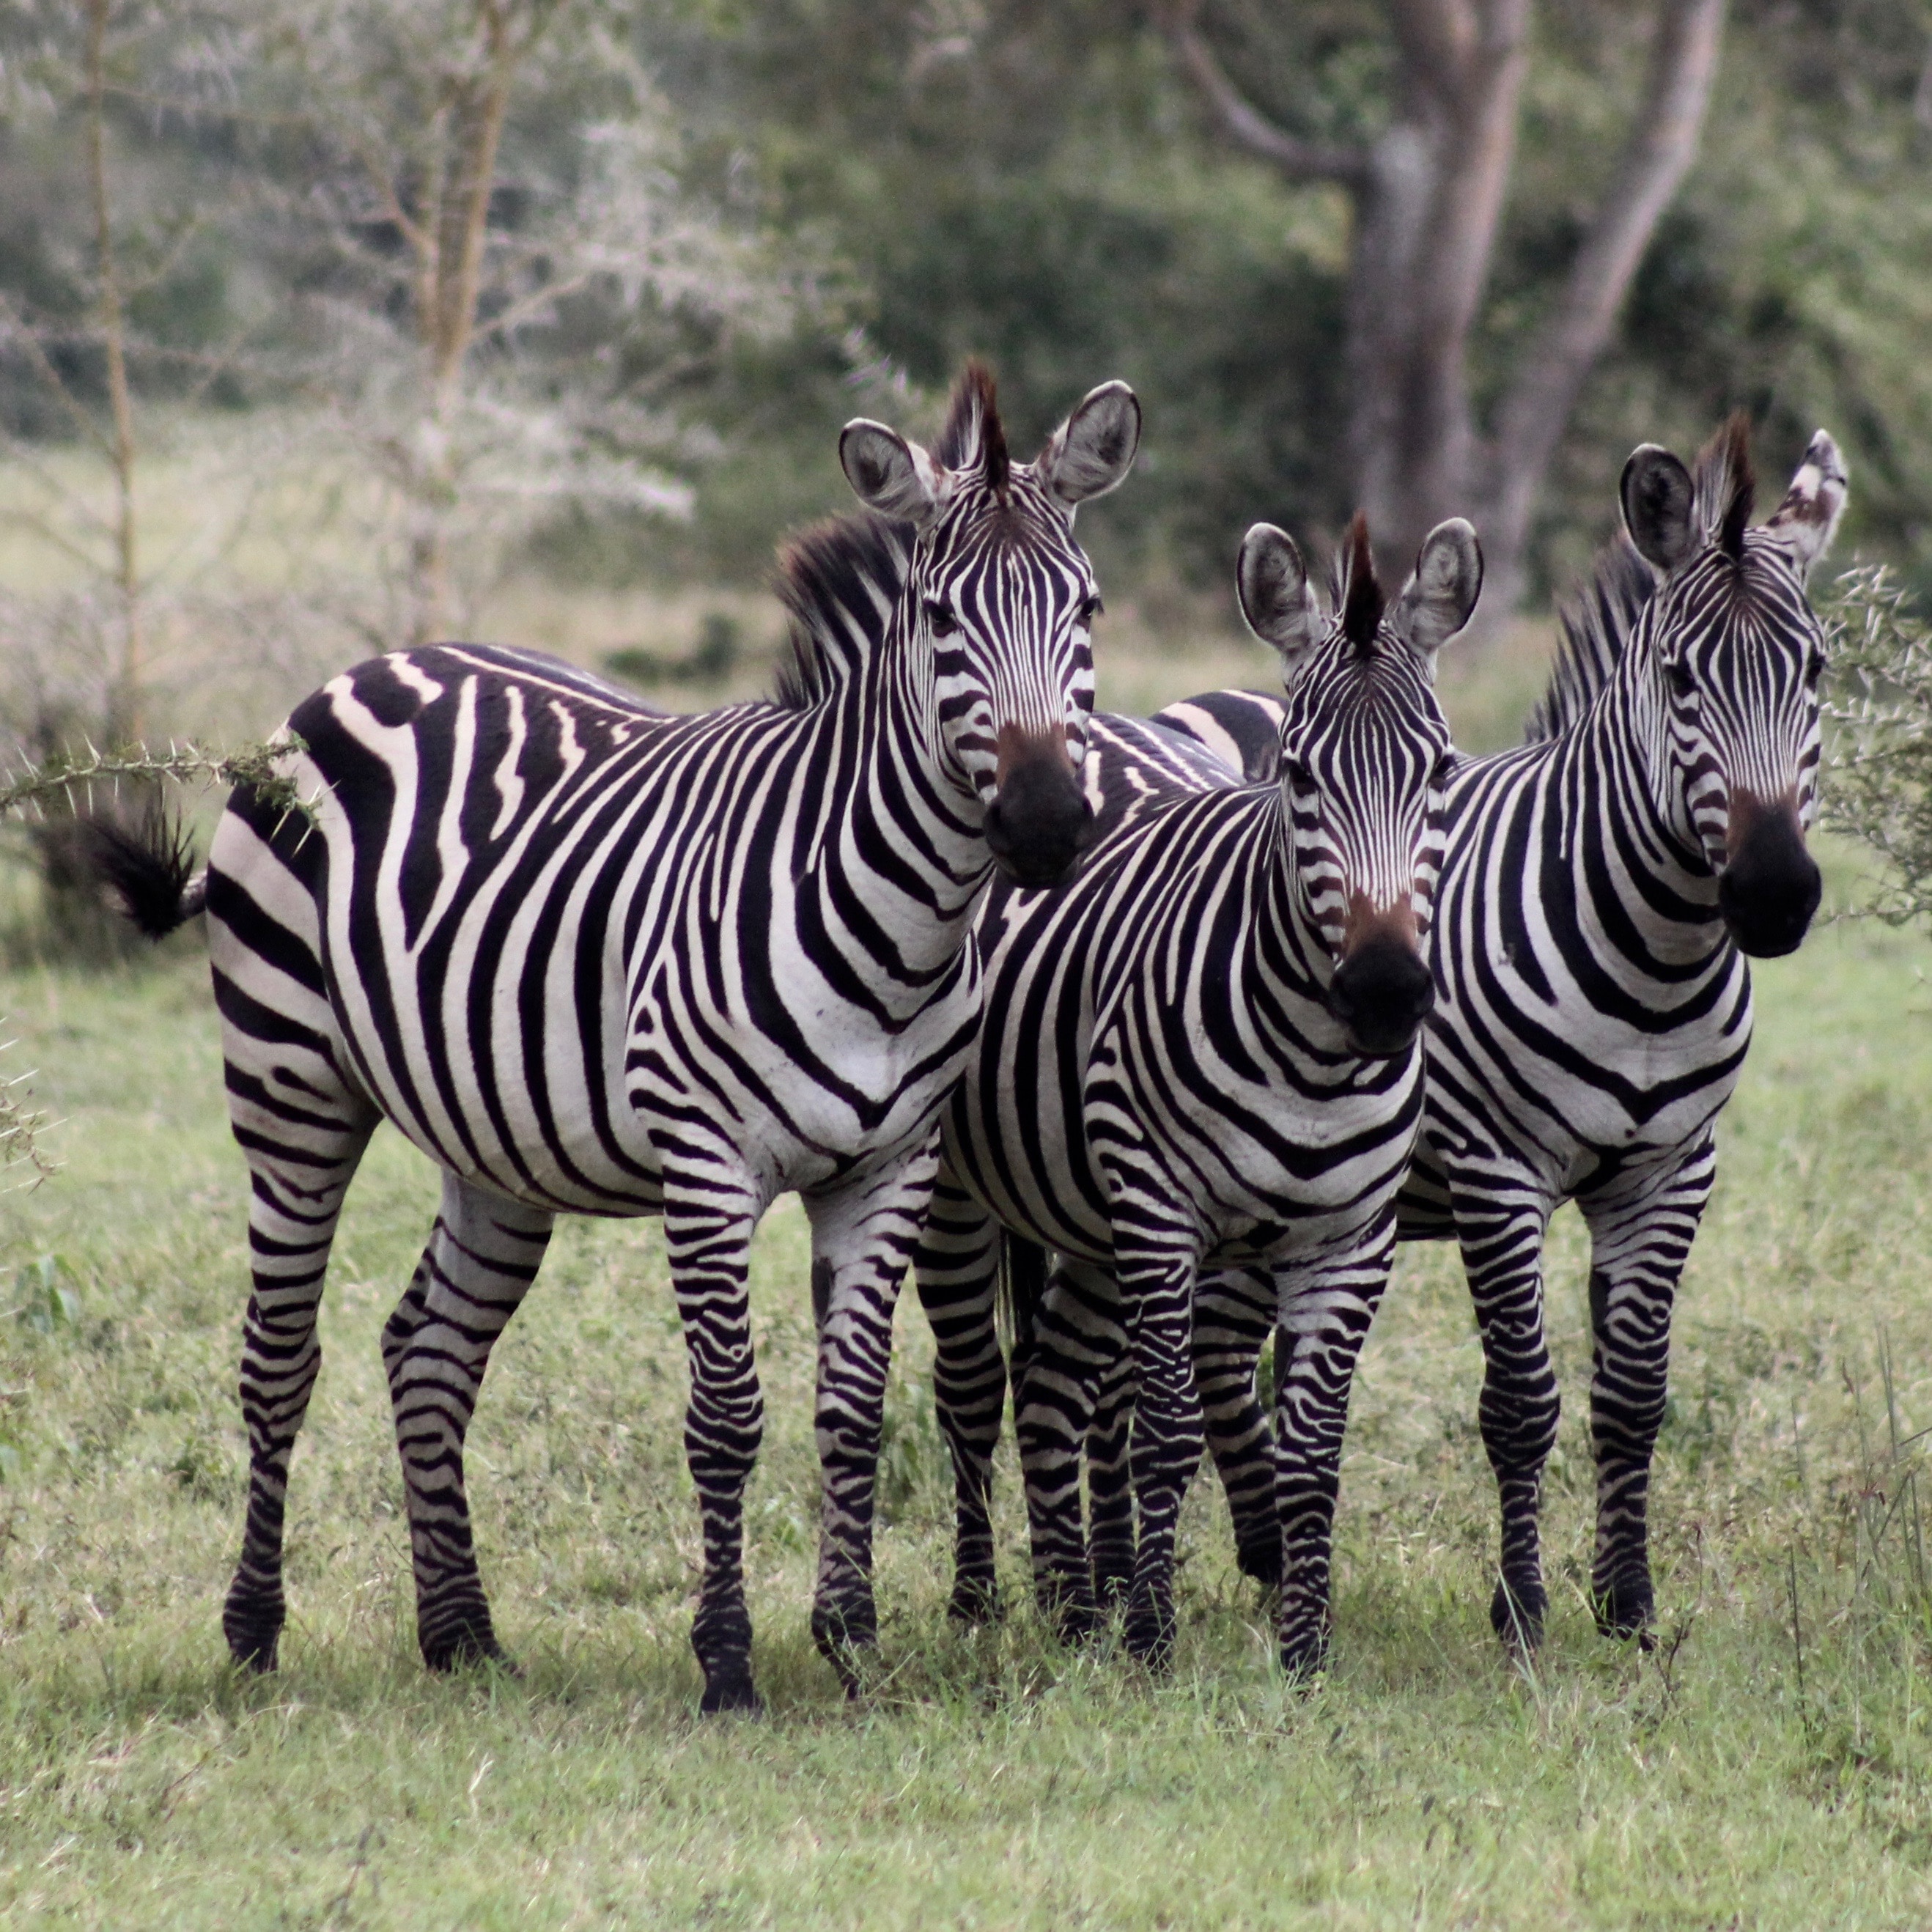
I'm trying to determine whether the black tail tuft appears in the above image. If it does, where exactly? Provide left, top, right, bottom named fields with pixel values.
left=82, top=811, right=206, bottom=940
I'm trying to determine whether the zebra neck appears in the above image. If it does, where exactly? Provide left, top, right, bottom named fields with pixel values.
left=1251, top=792, right=1347, bottom=1043
left=1556, top=665, right=1728, bottom=966
left=825, top=653, right=992, bottom=987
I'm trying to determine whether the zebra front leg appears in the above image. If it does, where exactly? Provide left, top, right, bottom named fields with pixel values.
left=1014, top=1256, right=1124, bottom=1643
left=1579, top=1145, right=1712, bottom=1642
left=382, top=1176, right=553, bottom=1672
left=226, top=1121, right=374, bottom=1670
left=1085, top=1335, right=1135, bottom=1612
left=1115, top=1245, right=1205, bottom=1671
left=1453, top=1181, right=1560, bottom=1651
left=1272, top=1220, right=1397, bottom=1678
left=1194, top=1265, right=1280, bottom=1588
left=665, top=1184, right=767, bottom=1714
left=912, top=1169, right=1008, bottom=1625
left=803, top=1148, right=939, bottom=1695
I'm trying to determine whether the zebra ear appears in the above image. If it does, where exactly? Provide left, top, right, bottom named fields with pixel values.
left=1621, top=445, right=1697, bottom=572
left=1236, top=523, right=1322, bottom=668
left=1038, top=381, right=1141, bottom=509
left=840, top=420, right=945, bottom=528
left=1765, top=429, right=1848, bottom=580
left=1392, top=518, right=1483, bottom=658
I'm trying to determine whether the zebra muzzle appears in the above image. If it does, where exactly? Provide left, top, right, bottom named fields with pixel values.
left=985, top=727, right=1094, bottom=890
left=1718, top=790, right=1820, bottom=959
left=1327, top=920, right=1434, bottom=1058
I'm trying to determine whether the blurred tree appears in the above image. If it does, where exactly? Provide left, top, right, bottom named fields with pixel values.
left=1160, top=0, right=1722, bottom=622
left=240, top=0, right=801, bottom=645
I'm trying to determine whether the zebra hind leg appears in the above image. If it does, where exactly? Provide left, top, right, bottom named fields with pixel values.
left=226, top=1121, right=375, bottom=1670
left=1194, top=1266, right=1281, bottom=1588
left=912, top=1171, right=1009, bottom=1626
left=1453, top=1187, right=1561, bottom=1652
left=1580, top=1151, right=1711, bottom=1645
left=803, top=1148, right=942, bottom=1696
left=382, top=1174, right=553, bottom=1673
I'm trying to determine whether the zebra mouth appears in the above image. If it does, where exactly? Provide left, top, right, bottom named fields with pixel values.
left=1717, top=795, right=1821, bottom=959
left=984, top=733, right=1095, bottom=890
left=1326, top=935, right=1434, bottom=1058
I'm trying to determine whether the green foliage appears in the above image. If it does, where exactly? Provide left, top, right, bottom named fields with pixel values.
left=3, top=885, right=1932, bottom=1922
left=1823, top=567, right=1932, bottom=923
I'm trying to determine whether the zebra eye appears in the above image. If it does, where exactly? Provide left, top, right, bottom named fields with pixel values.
left=1281, top=756, right=1313, bottom=793
left=1665, top=659, right=1697, bottom=700
left=1077, top=594, right=1103, bottom=625
left=924, top=600, right=959, bottom=638
left=1803, top=653, right=1825, bottom=690
left=1431, top=752, right=1457, bottom=788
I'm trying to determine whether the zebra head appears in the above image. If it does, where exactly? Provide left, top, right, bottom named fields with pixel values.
left=1239, top=513, right=1481, bottom=1058
left=839, top=363, right=1140, bottom=888
left=1621, top=416, right=1848, bottom=958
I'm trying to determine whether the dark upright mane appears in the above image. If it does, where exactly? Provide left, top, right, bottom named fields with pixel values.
left=934, top=359, right=1009, bottom=498
left=1333, top=512, right=1384, bottom=654
left=772, top=512, right=911, bottom=711
left=1524, top=536, right=1656, bottom=744
left=1697, top=411, right=1755, bottom=563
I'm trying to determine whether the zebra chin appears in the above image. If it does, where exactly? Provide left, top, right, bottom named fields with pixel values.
left=983, top=734, right=1096, bottom=889
left=1325, top=933, right=1436, bottom=1058
left=1717, top=792, right=1822, bottom=959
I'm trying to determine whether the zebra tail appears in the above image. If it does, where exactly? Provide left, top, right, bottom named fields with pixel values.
left=83, top=812, right=207, bottom=940
left=995, top=1229, right=1050, bottom=1371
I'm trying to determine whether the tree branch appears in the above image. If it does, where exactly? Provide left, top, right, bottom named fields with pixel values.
left=1159, top=3, right=1371, bottom=187
left=1486, top=0, right=1726, bottom=553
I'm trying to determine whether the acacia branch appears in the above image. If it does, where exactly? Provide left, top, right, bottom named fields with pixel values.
left=1158, top=2, right=1371, bottom=187
left=1486, top=0, right=1726, bottom=537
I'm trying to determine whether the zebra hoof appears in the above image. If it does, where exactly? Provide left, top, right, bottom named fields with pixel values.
left=698, top=1673, right=764, bottom=1717
left=1091, top=1561, right=1133, bottom=1613
left=421, top=1626, right=520, bottom=1676
left=1592, top=1572, right=1655, bottom=1645
left=1278, top=1629, right=1330, bottom=1684
left=1123, top=1597, right=1177, bottom=1673
left=946, top=1574, right=1003, bottom=1627
left=1489, top=1577, right=1547, bottom=1652
left=1236, top=1530, right=1283, bottom=1589
left=222, top=1588, right=284, bottom=1674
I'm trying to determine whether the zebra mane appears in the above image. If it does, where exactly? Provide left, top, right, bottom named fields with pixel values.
left=934, top=359, right=1009, bottom=498
left=1695, top=410, right=1755, bottom=562
left=772, top=511, right=912, bottom=711
left=1523, top=536, right=1656, bottom=744
left=1330, top=512, right=1384, bottom=655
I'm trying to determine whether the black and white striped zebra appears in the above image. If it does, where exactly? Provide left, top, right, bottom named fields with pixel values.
left=90, top=365, right=1141, bottom=1712
left=912, top=514, right=1483, bottom=1673
left=1100, top=419, right=1848, bottom=1654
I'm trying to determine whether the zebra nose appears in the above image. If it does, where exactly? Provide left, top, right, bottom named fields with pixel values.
left=985, top=726, right=1093, bottom=889
left=1327, top=907, right=1434, bottom=1058
left=1719, top=789, right=1820, bottom=959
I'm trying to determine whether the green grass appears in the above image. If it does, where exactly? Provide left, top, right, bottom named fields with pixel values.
left=3, top=851, right=1932, bottom=1926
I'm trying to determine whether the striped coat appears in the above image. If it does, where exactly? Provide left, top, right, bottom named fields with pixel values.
left=91, top=366, right=1141, bottom=1711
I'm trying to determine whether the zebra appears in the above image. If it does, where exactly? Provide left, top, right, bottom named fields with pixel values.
left=912, top=512, right=1483, bottom=1673
left=1083, top=417, right=1848, bottom=1655
left=88, top=364, right=1141, bottom=1713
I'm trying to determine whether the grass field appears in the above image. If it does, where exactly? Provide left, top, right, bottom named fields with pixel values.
left=4, top=610, right=1932, bottom=1925
left=2, top=852, right=1931, bottom=1926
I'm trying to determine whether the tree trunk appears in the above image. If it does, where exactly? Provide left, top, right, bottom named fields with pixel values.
left=1163, top=0, right=1725, bottom=629
left=84, top=0, right=143, bottom=737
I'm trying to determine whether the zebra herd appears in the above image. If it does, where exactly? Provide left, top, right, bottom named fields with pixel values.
left=93, top=364, right=1847, bottom=1712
